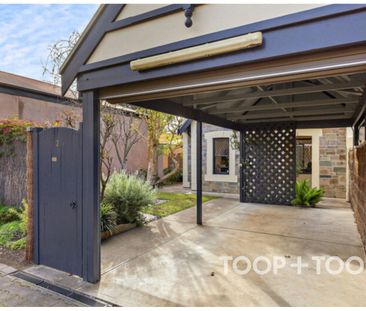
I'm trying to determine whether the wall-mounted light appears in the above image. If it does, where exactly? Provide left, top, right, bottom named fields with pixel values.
left=130, top=32, right=263, bottom=72
left=184, top=5, right=194, bottom=28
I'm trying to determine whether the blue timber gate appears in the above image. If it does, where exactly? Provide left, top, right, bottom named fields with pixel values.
left=32, top=127, right=83, bottom=277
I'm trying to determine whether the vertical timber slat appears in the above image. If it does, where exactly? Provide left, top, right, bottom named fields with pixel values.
left=31, top=128, right=42, bottom=264
left=82, top=90, right=101, bottom=283
left=196, top=121, right=202, bottom=225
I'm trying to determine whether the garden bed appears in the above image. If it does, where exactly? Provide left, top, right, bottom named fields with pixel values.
left=0, top=246, right=29, bottom=270
left=101, top=223, right=136, bottom=240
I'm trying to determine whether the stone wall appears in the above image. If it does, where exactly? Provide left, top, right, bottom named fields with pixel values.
left=0, top=141, right=27, bottom=207
left=319, top=128, right=347, bottom=198
left=349, top=144, right=366, bottom=249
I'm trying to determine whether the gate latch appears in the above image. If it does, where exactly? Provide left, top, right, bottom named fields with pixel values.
left=70, top=201, right=78, bottom=209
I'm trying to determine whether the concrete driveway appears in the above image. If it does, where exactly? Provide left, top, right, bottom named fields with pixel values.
left=26, top=198, right=366, bottom=306
left=78, top=198, right=366, bottom=307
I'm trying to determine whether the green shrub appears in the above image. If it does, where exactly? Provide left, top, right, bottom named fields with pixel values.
left=0, top=205, right=22, bottom=225
left=292, top=180, right=324, bottom=207
left=0, top=200, right=28, bottom=250
left=100, top=202, right=117, bottom=233
left=0, top=220, right=26, bottom=249
left=103, top=172, right=157, bottom=225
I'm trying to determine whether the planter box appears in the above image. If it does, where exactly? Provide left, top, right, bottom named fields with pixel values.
left=101, top=223, right=136, bottom=240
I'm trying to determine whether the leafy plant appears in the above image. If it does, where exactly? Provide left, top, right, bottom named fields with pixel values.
left=0, top=220, right=26, bottom=250
left=100, top=202, right=117, bottom=234
left=103, top=172, right=157, bottom=225
left=0, top=200, right=28, bottom=250
left=0, top=205, right=22, bottom=225
left=0, top=119, right=43, bottom=158
left=292, top=180, right=324, bottom=207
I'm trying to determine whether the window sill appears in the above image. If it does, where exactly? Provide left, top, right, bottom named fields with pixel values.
left=204, top=174, right=238, bottom=183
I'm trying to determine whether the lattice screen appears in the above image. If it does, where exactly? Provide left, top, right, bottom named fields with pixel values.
left=241, top=124, right=296, bottom=205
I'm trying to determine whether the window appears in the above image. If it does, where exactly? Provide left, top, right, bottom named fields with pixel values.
left=204, top=130, right=237, bottom=183
left=296, top=137, right=312, bottom=174
left=213, top=138, right=230, bottom=175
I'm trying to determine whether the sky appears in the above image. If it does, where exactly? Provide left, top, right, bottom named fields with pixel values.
left=0, top=4, right=98, bottom=81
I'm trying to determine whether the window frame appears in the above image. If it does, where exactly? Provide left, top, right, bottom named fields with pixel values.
left=212, top=137, right=230, bottom=175
left=204, top=130, right=237, bottom=183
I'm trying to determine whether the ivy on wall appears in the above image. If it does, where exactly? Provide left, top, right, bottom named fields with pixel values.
left=0, top=119, right=42, bottom=158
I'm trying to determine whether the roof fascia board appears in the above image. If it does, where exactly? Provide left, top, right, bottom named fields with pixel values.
left=106, top=4, right=193, bottom=33
left=77, top=10, right=366, bottom=92
left=60, top=4, right=125, bottom=95
left=0, top=83, right=79, bottom=105
left=79, top=4, right=366, bottom=75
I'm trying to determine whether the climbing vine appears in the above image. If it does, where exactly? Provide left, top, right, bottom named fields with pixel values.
left=0, top=119, right=43, bottom=158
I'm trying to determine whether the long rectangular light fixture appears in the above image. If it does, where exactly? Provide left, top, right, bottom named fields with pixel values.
left=130, top=32, right=263, bottom=71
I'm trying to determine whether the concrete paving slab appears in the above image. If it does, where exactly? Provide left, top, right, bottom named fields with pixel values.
left=0, top=272, right=83, bottom=307
left=207, top=203, right=362, bottom=246
left=24, top=265, right=85, bottom=291
left=0, top=262, right=17, bottom=275
left=101, top=219, right=197, bottom=274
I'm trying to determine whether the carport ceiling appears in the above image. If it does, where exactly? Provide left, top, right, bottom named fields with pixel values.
left=125, top=73, right=366, bottom=129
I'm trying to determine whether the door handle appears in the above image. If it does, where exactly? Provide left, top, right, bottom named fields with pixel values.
left=70, top=201, right=78, bottom=209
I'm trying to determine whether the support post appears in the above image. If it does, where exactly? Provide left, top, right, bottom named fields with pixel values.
left=81, top=90, right=101, bottom=283
left=27, top=127, right=42, bottom=264
left=354, top=125, right=360, bottom=146
left=239, top=131, right=245, bottom=203
left=196, top=121, right=202, bottom=225
left=364, top=107, right=366, bottom=142
left=25, top=130, right=34, bottom=262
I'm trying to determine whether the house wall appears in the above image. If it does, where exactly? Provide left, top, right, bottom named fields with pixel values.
left=202, top=124, right=239, bottom=194
left=182, top=132, right=190, bottom=187
left=184, top=124, right=349, bottom=197
left=319, top=128, right=347, bottom=198
left=185, top=122, right=239, bottom=194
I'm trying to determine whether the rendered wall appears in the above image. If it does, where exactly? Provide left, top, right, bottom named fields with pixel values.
left=87, top=4, right=323, bottom=64
left=0, top=93, right=149, bottom=174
